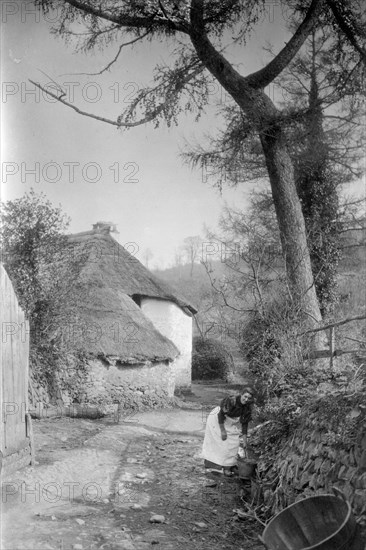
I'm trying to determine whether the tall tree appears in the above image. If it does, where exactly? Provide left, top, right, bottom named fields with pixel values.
left=143, top=247, right=154, bottom=269
left=188, top=21, right=364, bottom=316
left=276, top=24, right=364, bottom=314
left=182, top=235, right=203, bottom=276
left=292, top=33, right=338, bottom=315
left=32, top=0, right=366, bottom=335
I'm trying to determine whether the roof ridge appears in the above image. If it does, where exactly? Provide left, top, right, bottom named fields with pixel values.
left=68, top=230, right=197, bottom=314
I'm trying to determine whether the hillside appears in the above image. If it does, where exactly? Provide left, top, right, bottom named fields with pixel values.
left=153, top=236, right=365, bottom=319
left=153, top=239, right=365, bottom=376
left=153, top=262, right=215, bottom=310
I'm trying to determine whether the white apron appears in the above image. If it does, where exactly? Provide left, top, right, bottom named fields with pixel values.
left=202, top=406, right=241, bottom=467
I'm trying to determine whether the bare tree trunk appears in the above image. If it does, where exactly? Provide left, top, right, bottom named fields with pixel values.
left=189, top=44, right=323, bottom=333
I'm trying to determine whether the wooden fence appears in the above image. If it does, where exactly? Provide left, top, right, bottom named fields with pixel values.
left=303, top=314, right=366, bottom=366
left=0, top=264, right=34, bottom=474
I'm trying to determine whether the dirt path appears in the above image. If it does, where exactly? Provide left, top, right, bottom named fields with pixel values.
left=2, top=384, right=263, bottom=550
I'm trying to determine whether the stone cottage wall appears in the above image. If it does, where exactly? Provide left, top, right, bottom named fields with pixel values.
left=141, top=298, right=192, bottom=390
left=54, top=357, right=175, bottom=414
left=85, top=358, right=175, bottom=399
left=254, top=392, right=366, bottom=523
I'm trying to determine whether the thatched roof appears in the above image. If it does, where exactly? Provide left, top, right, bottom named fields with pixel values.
left=59, top=226, right=197, bottom=363
left=68, top=228, right=197, bottom=315
left=62, top=288, right=179, bottom=363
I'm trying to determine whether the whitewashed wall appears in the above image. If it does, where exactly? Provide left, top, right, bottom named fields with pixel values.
left=140, top=298, right=192, bottom=389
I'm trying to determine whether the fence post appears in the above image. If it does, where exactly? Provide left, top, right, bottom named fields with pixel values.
left=329, top=327, right=335, bottom=369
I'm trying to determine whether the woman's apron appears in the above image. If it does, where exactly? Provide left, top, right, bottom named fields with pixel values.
left=201, top=406, right=241, bottom=467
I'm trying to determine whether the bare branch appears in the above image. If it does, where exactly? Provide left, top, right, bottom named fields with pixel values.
left=344, top=336, right=366, bottom=344
left=58, top=25, right=120, bottom=39
left=29, top=80, right=157, bottom=128
left=201, top=259, right=255, bottom=313
left=245, top=0, right=323, bottom=89
left=302, top=314, right=366, bottom=334
left=189, top=0, right=265, bottom=118
left=30, top=57, right=204, bottom=129
left=341, top=243, right=366, bottom=249
left=60, top=29, right=153, bottom=77
left=37, top=70, right=66, bottom=98
left=339, top=227, right=365, bottom=234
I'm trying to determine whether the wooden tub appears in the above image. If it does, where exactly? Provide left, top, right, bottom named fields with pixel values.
left=261, top=494, right=364, bottom=550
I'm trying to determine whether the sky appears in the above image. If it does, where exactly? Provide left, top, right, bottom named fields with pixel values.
left=1, top=2, right=364, bottom=269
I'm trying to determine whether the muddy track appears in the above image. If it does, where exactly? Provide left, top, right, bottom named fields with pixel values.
left=2, top=385, right=262, bottom=550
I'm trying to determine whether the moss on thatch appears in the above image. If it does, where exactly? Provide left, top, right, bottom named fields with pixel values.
left=56, top=228, right=197, bottom=363
left=60, top=289, right=179, bottom=362
left=68, top=230, right=197, bottom=315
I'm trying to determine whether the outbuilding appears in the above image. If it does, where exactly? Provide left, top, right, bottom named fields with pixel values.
left=60, top=222, right=197, bottom=403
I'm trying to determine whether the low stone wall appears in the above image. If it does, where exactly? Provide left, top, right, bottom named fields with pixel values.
left=254, top=391, right=366, bottom=524
left=55, top=357, right=175, bottom=412
left=29, top=353, right=176, bottom=416
left=88, top=358, right=175, bottom=398
left=1, top=441, right=32, bottom=475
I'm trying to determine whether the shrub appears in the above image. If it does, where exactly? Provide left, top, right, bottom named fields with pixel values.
left=192, top=336, right=232, bottom=380
left=239, top=301, right=315, bottom=405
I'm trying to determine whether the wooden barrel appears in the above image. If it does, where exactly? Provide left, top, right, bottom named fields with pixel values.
left=261, top=494, right=364, bottom=550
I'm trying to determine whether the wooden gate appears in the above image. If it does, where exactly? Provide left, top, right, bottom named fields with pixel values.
left=0, top=264, right=33, bottom=474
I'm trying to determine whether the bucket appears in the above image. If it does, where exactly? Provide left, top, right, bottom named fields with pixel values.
left=237, top=457, right=257, bottom=479
left=260, top=493, right=364, bottom=550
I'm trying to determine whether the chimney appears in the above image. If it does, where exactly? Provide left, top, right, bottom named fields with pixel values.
left=92, top=221, right=119, bottom=234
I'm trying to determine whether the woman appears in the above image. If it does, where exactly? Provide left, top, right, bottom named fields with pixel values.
left=202, top=386, right=254, bottom=474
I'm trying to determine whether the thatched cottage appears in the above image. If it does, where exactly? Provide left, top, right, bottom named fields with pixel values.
left=60, top=222, right=197, bottom=403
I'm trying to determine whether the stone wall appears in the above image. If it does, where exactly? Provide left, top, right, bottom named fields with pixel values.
left=1, top=441, right=32, bottom=475
left=30, top=353, right=176, bottom=416
left=141, top=298, right=193, bottom=389
left=86, top=358, right=175, bottom=399
left=55, top=357, right=175, bottom=412
left=254, top=391, right=366, bottom=524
